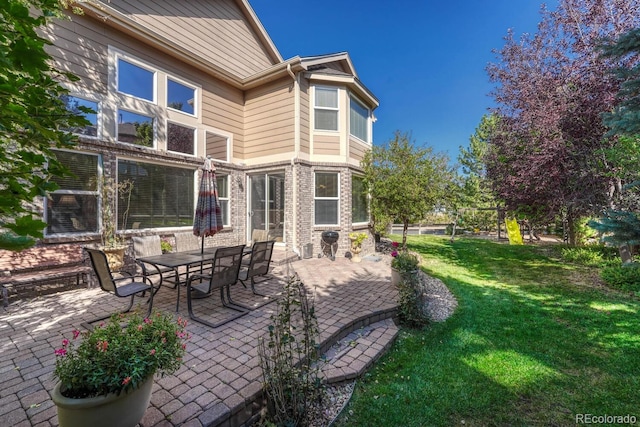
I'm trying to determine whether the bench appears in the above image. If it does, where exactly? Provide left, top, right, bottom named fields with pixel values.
left=0, top=243, right=93, bottom=307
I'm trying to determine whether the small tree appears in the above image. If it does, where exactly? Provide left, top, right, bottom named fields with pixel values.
left=362, top=131, right=452, bottom=249
left=0, top=0, right=89, bottom=250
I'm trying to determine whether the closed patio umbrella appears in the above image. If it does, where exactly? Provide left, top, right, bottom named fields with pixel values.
left=193, top=157, right=223, bottom=253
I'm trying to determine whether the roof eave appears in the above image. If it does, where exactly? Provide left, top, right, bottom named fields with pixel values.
left=305, top=72, right=379, bottom=108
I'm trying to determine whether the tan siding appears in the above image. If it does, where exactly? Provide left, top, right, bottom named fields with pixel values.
left=105, top=0, right=276, bottom=78
left=313, top=135, right=340, bottom=155
left=349, top=138, right=369, bottom=162
left=244, top=78, right=295, bottom=159
left=299, top=78, right=310, bottom=154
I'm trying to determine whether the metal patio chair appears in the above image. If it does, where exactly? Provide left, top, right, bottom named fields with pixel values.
left=133, top=235, right=178, bottom=287
left=239, top=240, right=275, bottom=297
left=186, top=245, right=246, bottom=328
left=83, top=248, right=155, bottom=328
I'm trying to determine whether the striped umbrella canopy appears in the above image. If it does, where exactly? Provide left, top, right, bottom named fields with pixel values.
left=193, top=158, right=223, bottom=252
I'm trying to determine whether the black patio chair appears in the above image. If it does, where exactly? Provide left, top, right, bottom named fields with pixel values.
left=133, top=235, right=178, bottom=288
left=239, top=240, right=275, bottom=297
left=83, top=248, right=155, bottom=328
left=186, top=245, right=247, bottom=328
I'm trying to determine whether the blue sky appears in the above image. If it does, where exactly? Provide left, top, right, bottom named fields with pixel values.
left=252, top=0, right=558, bottom=162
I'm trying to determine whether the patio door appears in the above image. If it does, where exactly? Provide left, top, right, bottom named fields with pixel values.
left=248, top=173, right=285, bottom=244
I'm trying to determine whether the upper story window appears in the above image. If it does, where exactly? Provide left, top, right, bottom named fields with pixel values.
left=117, top=58, right=155, bottom=102
left=62, top=95, right=99, bottom=137
left=314, top=87, right=339, bottom=131
left=350, top=96, right=370, bottom=142
left=206, top=130, right=230, bottom=162
left=315, top=172, right=339, bottom=226
left=109, top=47, right=201, bottom=155
left=168, top=78, right=196, bottom=115
left=117, top=110, right=154, bottom=147
left=46, top=150, right=100, bottom=235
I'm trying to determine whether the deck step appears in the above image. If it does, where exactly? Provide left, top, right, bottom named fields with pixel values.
left=318, top=318, right=399, bottom=384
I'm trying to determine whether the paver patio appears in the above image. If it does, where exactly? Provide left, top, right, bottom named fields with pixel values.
left=0, top=251, right=398, bottom=427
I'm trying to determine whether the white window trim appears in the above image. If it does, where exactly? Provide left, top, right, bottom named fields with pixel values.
left=217, top=175, right=230, bottom=227
left=45, top=150, right=102, bottom=237
left=116, top=108, right=157, bottom=149
left=166, top=120, right=197, bottom=156
left=203, top=127, right=233, bottom=163
left=314, top=171, right=340, bottom=226
left=349, top=95, right=371, bottom=144
left=115, top=54, right=158, bottom=105
left=166, top=75, right=198, bottom=118
left=63, top=91, right=102, bottom=140
left=313, top=85, right=340, bottom=132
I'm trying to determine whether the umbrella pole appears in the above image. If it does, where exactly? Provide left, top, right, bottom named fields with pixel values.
left=200, top=236, right=205, bottom=273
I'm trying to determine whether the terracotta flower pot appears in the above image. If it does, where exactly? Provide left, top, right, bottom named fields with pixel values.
left=101, top=245, right=127, bottom=271
left=52, top=375, right=154, bottom=427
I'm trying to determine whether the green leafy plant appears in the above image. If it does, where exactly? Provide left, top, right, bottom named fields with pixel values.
left=160, top=240, right=173, bottom=254
left=101, top=177, right=134, bottom=248
left=349, top=232, right=368, bottom=247
left=559, top=245, right=619, bottom=267
left=391, top=250, right=420, bottom=272
left=258, top=274, right=325, bottom=426
left=601, top=264, right=640, bottom=292
left=53, top=311, right=188, bottom=399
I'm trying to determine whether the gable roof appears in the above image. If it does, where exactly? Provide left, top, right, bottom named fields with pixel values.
left=82, top=0, right=282, bottom=81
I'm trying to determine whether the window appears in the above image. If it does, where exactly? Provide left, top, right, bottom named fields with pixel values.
left=118, top=160, right=194, bottom=229
left=352, top=175, right=368, bottom=223
left=167, top=122, right=195, bottom=155
left=117, top=110, right=154, bottom=147
left=206, top=131, right=229, bottom=162
left=117, top=58, right=154, bottom=102
left=315, top=172, right=339, bottom=225
left=350, top=96, right=369, bottom=142
left=62, top=95, right=98, bottom=137
left=216, top=175, right=230, bottom=227
left=46, top=151, right=100, bottom=235
left=110, top=48, right=202, bottom=155
left=168, top=78, right=195, bottom=115
left=314, top=87, right=338, bottom=131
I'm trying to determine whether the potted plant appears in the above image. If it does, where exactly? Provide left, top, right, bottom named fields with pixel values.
left=101, top=177, right=134, bottom=270
left=390, top=246, right=419, bottom=286
left=348, top=232, right=368, bottom=263
left=51, top=311, right=188, bottom=427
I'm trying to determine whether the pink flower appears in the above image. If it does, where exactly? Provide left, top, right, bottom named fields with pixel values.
left=72, top=329, right=81, bottom=339
left=54, top=348, right=67, bottom=356
left=96, top=340, right=108, bottom=352
left=391, top=251, right=398, bottom=257
left=137, top=324, right=144, bottom=331
left=143, top=318, right=152, bottom=324
left=62, top=339, right=69, bottom=347
left=122, top=376, right=131, bottom=386
left=149, top=349, right=156, bottom=356
left=391, top=242, right=399, bottom=248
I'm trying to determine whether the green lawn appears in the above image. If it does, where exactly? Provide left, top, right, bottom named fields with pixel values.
left=337, top=235, right=640, bottom=426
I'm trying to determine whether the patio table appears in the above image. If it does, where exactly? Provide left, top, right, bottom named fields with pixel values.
left=137, top=247, right=252, bottom=312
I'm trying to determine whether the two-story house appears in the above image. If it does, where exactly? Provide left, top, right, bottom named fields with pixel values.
left=42, top=0, right=378, bottom=258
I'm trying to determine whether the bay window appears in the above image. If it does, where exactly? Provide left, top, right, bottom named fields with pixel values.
left=352, top=175, right=368, bottom=223
left=314, top=87, right=339, bottom=131
left=350, top=96, right=370, bottom=142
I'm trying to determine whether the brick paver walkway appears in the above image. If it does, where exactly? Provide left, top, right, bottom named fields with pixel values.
left=0, top=252, right=397, bottom=427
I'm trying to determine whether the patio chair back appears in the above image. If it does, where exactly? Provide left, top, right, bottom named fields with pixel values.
left=174, top=232, right=200, bottom=253
left=85, top=248, right=117, bottom=293
left=247, top=240, right=275, bottom=278
left=132, top=235, right=162, bottom=258
left=208, top=245, right=245, bottom=291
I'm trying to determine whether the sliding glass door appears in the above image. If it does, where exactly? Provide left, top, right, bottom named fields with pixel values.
left=248, top=173, right=285, bottom=243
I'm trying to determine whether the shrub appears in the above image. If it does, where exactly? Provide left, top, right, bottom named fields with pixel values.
left=258, top=274, right=325, bottom=426
left=601, top=264, right=640, bottom=292
left=396, top=271, right=428, bottom=328
left=391, top=250, right=419, bottom=272
left=559, top=245, right=619, bottom=267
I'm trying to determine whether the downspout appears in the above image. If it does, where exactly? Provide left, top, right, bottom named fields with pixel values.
left=288, top=63, right=301, bottom=258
